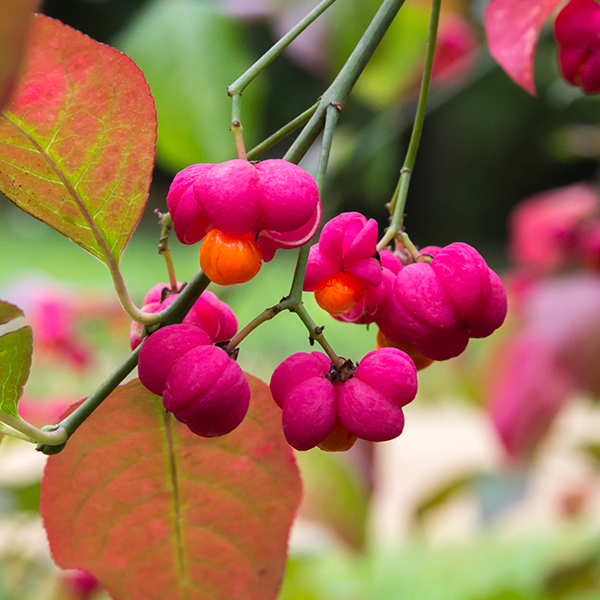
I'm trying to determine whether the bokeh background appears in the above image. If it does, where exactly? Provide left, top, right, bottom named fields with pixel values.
left=3, top=0, right=600, bottom=598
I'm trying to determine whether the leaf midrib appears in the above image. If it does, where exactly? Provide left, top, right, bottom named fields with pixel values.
left=162, top=408, right=190, bottom=600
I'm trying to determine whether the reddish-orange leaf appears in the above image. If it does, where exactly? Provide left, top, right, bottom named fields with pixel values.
left=485, top=0, right=564, bottom=95
left=41, top=376, right=302, bottom=600
left=0, top=0, right=31, bottom=111
left=0, top=15, right=156, bottom=265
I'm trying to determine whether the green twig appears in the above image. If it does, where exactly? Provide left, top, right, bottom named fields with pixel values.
left=227, top=0, right=339, bottom=97
left=377, top=0, right=441, bottom=253
left=156, top=211, right=178, bottom=291
left=285, top=0, right=407, bottom=164
left=0, top=412, right=67, bottom=446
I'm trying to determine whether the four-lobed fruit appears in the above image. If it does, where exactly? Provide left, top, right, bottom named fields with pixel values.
left=138, top=324, right=250, bottom=437
left=269, top=348, right=418, bottom=451
left=377, top=242, right=507, bottom=361
left=168, top=158, right=322, bottom=285
left=304, top=212, right=382, bottom=316
left=130, top=284, right=237, bottom=350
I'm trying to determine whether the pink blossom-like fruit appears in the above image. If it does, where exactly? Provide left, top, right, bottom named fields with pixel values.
left=334, top=250, right=402, bottom=324
left=138, top=324, right=212, bottom=396
left=431, top=13, right=478, bottom=87
left=167, top=159, right=322, bottom=261
left=162, top=344, right=250, bottom=437
left=508, top=183, right=600, bottom=274
left=378, top=242, right=507, bottom=361
left=130, top=284, right=237, bottom=350
left=304, top=212, right=382, bottom=316
left=166, top=164, right=213, bottom=244
left=337, top=348, right=417, bottom=442
left=270, top=348, right=418, bottom=451
left=138, top=323, right=250, bottom=438
left=185, top=289, right=237, bottom=341
left=555, top=0, right=600, bottom=94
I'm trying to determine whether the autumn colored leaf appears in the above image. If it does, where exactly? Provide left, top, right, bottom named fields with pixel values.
left=0, top=299, right=24, bottom=326
left=0, top=14, right=156, bottom=266
left=484, top=0, right=565, bottom=95
left=0, top=326, right=33, bottom=418
left=0, top=0, right=31, bottom=111
left=41, top=376, right=302, bottom=600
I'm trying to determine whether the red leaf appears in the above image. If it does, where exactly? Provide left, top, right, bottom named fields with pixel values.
left=0, top=15, right=156, bottom=265
left=41, top=376, right=301, bottom=600
left=484, top=0, right=565, bottom=95
left=0, top=0, right=31, bottom=111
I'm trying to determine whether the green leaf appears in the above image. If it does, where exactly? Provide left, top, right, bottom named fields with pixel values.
left=114, top=0, right=264, bottom=173
left=0, top=326, right=33, bottom=418
left=0, top=300, right=23, bottom=326
left=41, top=376, right=302, bottom=600
left=0, top=15, right=157, bottom=266
left=414, top=472, right=480, bottom=522
left=580, top=443, right=600, bottom=468
left=0, top=0, right=31, bottom=111
left=544, top=554, right=600, bottom=598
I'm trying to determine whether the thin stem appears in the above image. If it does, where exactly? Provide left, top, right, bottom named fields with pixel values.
left=377, top=0, right=441, bottom=252
left=0, top=412, right=68, bottom=446
left=36, top=346, right=143, bottom=454
left=316, top=104, right=342, bottom=192
left=285, top=0, right=407, bottom=165
left=289, top=244, right=311, bottom=303
left=226, top=302, right=288, bottom=353
left=246, top=101, right=319, bottom=161
left=227, top=0, right=339, bottom=96
left=231, top=121, right=247, bottom=160
left=151, top=270, right=211, bottom=327
left=58, top=346, right=141, bottom=439
left=156, top=211, right=178, bottom=291
left=0, top=421, right=34, bottom=443
left=293, top=303, right=343, bottom=368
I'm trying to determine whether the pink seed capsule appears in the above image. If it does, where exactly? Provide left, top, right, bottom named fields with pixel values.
left=337, top=348, right=418, bottom=442
left=137, top=324, right=212, bottom=396
left=270, top=351, right=336, bottom=450
left=166, top=164, right=214, bottom=244
left=380, top=242, right=507, bottom=360
left=162, top=344, right=250, bottom=437
left=168, top=158, right=322, bottom=261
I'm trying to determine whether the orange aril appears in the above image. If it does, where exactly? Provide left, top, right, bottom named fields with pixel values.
left=200, top=229, right=263, bottom=286
left=314, top=271, right=367, bottom=316
left=318, top=419, right=357, bottom=452
left=375, top=329, right=435, bottom=371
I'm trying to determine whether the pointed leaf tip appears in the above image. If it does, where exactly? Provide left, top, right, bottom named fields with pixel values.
left=0, top=14, right=157, bottom=265
left=485, top=0, right=565, bottom=95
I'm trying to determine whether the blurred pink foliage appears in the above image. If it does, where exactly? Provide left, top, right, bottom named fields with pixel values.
left=431, top=13, right=478, bottom=87
left=489, top=182, right=600, bottom=464
left=508, top=183, right=600, bottom=275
